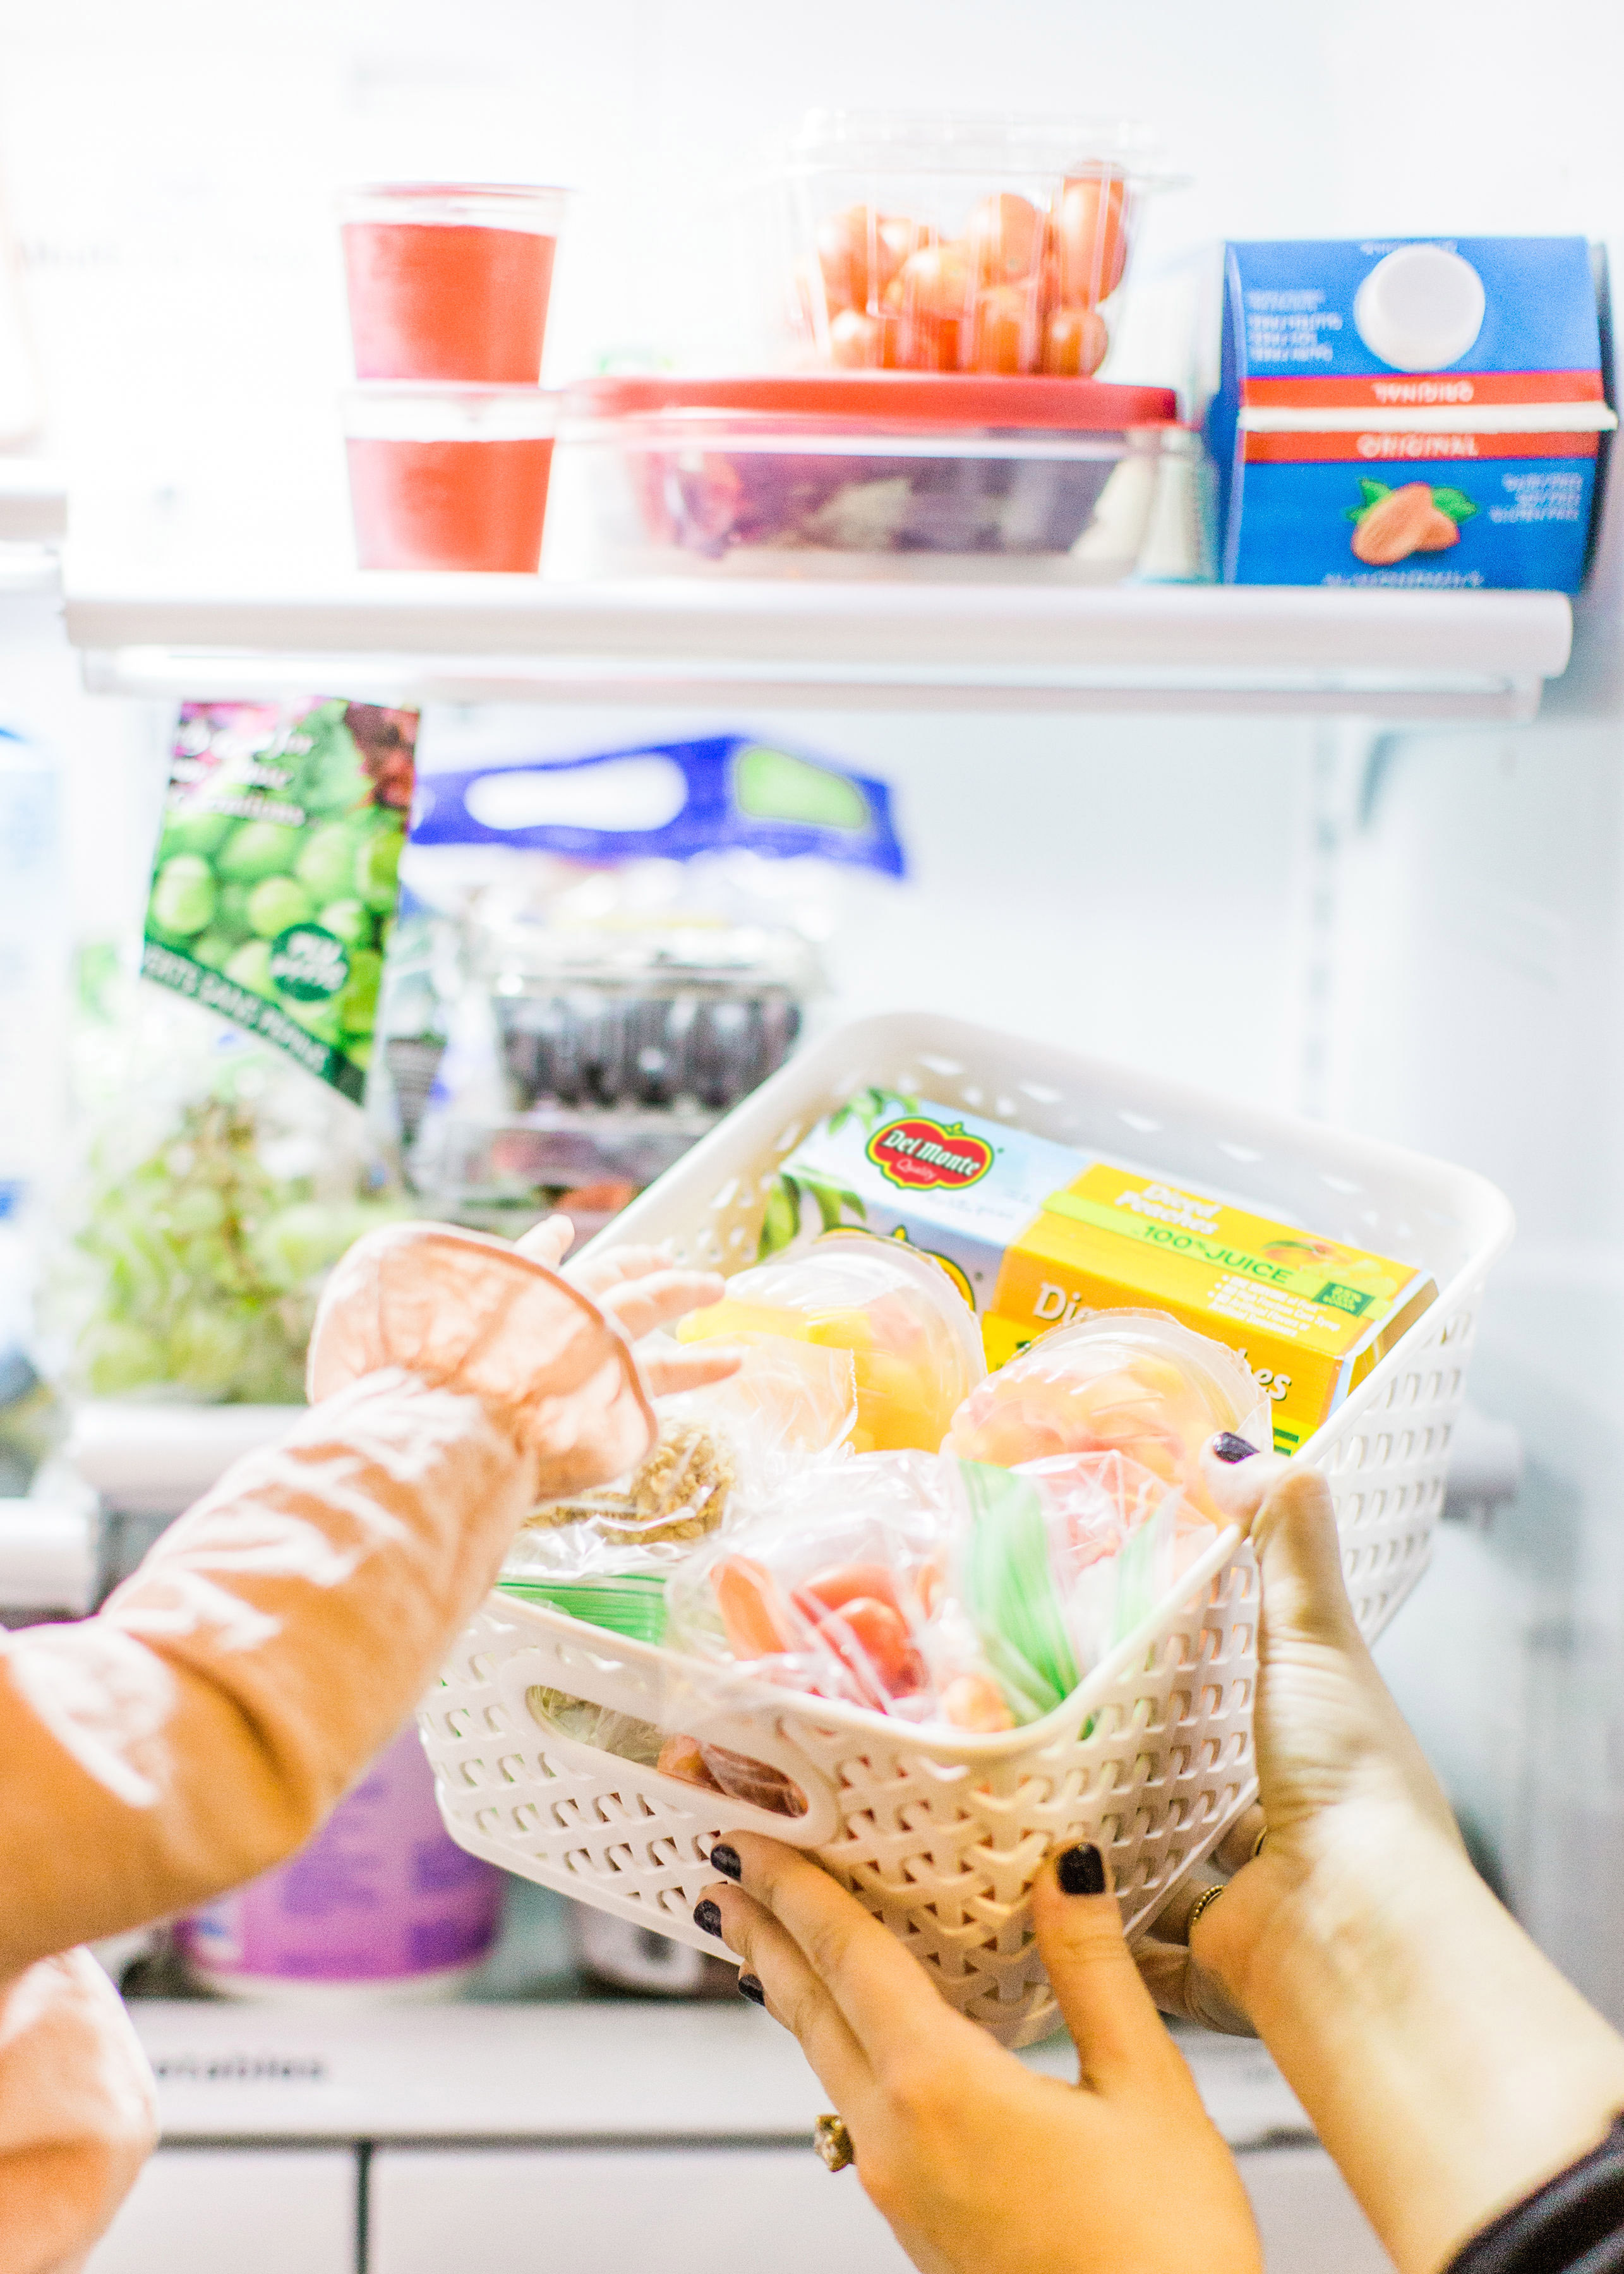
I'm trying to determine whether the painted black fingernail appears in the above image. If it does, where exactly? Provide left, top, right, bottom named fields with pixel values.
left=1056, top=1843, right=1107, bottom=1896
left=1212, top=1432, right=1258, bottom=1464
left=709, top=1843, right=742, bottom=1881
left=693, top=1898, right=723, bottom=1938
left=737, top=1971, right=766, bottom=2006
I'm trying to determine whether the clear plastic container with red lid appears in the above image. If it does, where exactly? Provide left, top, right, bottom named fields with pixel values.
left=552, top=370, right=1182, bottom=581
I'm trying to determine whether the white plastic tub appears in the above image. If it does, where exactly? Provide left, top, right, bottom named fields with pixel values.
left=421, top=1013, right=1512, bottom=2046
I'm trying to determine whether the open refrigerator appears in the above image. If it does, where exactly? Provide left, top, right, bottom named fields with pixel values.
left=3, top=6, right=1623, bottom=2270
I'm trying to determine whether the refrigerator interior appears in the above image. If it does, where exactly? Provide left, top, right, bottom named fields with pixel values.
left=4, top=1, right=1624, bottom=2266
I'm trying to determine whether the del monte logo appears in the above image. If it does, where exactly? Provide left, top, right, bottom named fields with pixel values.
left=867, top=1114, right=993, bottom=1193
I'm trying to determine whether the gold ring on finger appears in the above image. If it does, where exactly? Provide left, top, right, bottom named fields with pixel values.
left=1186, top=1883, right=1226, bottom=1937
left=814, top=2114, right=855, bottom=2172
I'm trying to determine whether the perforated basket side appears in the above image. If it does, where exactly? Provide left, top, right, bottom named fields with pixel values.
left=422, top=1525, right=1258, bottom=2050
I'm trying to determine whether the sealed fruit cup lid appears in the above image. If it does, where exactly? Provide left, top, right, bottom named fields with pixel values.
left=568, top=372, right=1179, bottom=432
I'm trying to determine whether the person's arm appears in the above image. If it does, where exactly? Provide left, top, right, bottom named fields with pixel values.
left=0, top=1952, right=156, bottom=2274
left=698, top=1834, right=1263, bottom=2274
left=1175, top=1448, right=1624, bottom=2274
left=0, top=1224, right=733, bottom=1972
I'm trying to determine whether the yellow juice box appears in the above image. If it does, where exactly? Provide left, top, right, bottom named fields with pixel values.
left=985, top=1165, right=1435, bottom=1453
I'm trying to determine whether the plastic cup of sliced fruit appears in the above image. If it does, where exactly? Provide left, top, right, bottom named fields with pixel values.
left=339, top=183, right=568, bottom=385
left=343, top=385, right=558, bottom=573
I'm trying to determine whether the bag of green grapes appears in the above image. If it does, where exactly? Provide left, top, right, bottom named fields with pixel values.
left=143, top=699, right=417, bottom=1103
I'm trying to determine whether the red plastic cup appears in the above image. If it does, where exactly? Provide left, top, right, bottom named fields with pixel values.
left=339, top=184, right=568, bottom=383
left=344, top=387, right=558, bottom=572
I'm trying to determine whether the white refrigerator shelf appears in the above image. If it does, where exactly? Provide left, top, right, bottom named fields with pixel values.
left=62, top=568, right=1573, bottom=719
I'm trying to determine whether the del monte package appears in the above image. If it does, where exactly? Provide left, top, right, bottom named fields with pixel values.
left=1207, top=236, right=1616, bottom=589
left=143, top=700, right=417, bottom=1101
left=773, top=1089, right=1435, bottom=1452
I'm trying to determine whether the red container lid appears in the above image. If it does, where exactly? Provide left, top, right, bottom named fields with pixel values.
left=570, top=371, right=1179, bottom=431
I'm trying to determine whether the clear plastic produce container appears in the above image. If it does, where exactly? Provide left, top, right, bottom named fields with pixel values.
left=484, top=911, right=814, bottom=1114
left=339, top=183, right=568, bottom=384
left=774, top=112, right=1165, bottom=376
left=343, top=385, right=558, bottom=572
left=557, top=371, right=1179, bottom=581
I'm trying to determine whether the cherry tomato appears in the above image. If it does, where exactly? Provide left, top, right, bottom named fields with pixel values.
left=887, top=242, right=974, bottom=323
left=966, top=191, right=1045, bottom=286
left=799, top=1562, right=905, bottom=1616
left=828, top=307, right=887, bottom=368
left=1052, top=172, right=1129, bottom=306
left=815, top=1597, right=923, bottom=1697
left=941, top=1673, right=1015, bottom=1732
left=1042, top=304, right=1109, bottom=376
left=815, top=207, right=930, bottom=314
left=972, top=283, right=1042, bottom=373
left=713, top=1556, right=798, bottom=1658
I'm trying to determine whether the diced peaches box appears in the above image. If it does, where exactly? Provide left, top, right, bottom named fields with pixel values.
left=762, top=1090, right=1433, bottom=1457
left=1206, top=236, right=1615, bottom=590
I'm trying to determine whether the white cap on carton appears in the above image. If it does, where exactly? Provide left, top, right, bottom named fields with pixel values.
left=1354, top=244, right=1486, bottom=373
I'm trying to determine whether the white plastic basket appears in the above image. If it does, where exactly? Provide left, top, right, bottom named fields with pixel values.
left=421, top=1013, right=1513, bottom=2047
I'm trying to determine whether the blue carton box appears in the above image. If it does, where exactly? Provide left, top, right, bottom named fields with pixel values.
left=1206, top=238, right=1615, bottom=590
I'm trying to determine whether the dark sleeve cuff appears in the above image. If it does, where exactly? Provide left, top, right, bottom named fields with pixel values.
left=1448, top=2117, right=1624, bottom=2274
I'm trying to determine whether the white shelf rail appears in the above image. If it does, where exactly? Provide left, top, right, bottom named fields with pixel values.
left=63, top=569, right=1573, bottom=718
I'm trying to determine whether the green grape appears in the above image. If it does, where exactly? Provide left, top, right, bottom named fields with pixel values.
left=80, top=1320, right=167, bottom=1395
left=191, top=930, right=237, bottom=972
left=219, top=819, right=299, bottom=882
left=214, top=882, right=256, bottom=942
left=287, top=996, right=343, bottom=1045
left=337, top=947, right=383, bottom=1035
left=316, top=898, right=373, bottom=951
left=248, top=875, right=315, bottom=937
left=250, top=1201, right=354, bottom=1292
left=297, top=704, right=369, bottom=815
left=163, top=810, right=236, bottom=857
left=224, top=939, right=274, bottom=994
left=151, top=853, right=217, bottom=938
left=167, top=1186, right=229, bottom=1236
left=296, top=821, right=364, bottom=903
left=167, top=1302, right=257, bottom=1397
left=354, top=824, right=403, bottom=915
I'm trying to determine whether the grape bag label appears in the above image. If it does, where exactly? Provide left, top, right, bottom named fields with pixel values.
left=141, top=699, right=418, bottom=1102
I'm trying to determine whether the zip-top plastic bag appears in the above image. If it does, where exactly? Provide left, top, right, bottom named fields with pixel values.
left=499, top=1333, right=857, bottom=1585
left=663, top=1439, right=1211, bottom=1741
left=944, top=1308, right=1268, bottom=1522
left=676, top=1229, right=984, bottom=1453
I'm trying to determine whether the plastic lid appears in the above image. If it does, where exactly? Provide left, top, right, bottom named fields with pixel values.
left=568, top=372, right=1180, bottom=432
left=1353, top=245, right=1486, bottom=373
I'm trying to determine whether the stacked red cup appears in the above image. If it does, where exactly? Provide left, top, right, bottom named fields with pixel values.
left=339, top=184, right=567, bottom=573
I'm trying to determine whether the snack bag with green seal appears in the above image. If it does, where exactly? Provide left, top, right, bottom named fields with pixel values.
left=141, top=699, right=418, bottom=1102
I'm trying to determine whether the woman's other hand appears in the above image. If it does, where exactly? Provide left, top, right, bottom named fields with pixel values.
left=1149, top=1441, right=1624, bottom=2274
left=697, top=1832, right=1261, bottom=2274
left=1139, top=1444, right=1464, bottom=2037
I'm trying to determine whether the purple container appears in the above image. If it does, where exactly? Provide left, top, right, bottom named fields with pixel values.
left=177, top=1725, right=503, bottom=2002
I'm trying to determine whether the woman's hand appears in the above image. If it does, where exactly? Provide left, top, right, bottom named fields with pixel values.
left=516, top=1217, right=740, bottom=1397
left=697, top=1832, right=1261, bottom=2274
left=1138, top=1443, right=1464, bottom=2037
left=1146, top=1441, right=1624, bottom=2274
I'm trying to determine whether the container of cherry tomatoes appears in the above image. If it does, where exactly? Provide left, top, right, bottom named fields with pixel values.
left=775, top=112, right=1165, bottom=378
left=555, top=371, right=1181, bottom=581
